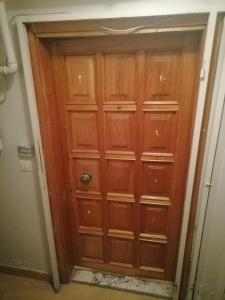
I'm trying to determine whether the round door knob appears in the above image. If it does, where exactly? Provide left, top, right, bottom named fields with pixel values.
left=80, top=171, right=92, bottom=184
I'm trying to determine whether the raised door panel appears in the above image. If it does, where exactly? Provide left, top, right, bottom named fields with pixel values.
left=144, top=52, right=180, bottom=101
left=74, top=159, right=100, bottom=193
left=104, top=53, right=136, bottom=103
left=80, top=234, right=104, bottom=262
left=65, top=56, right=96, bottom=104
left=143, top=112, right=177, bottom=155
left=142, top=162, right=173, bottom=199
left=70, top=112, right=98, bottom=152
left=107, top=160, right=135, bottom=195
left=78, top=199, right=102, bottom=229
left=140, top=204, right=168, bottom=236
left=140, top=241, right=166, bottom=272
left=109, top=201, right=134, bottom=232
left=109, top=237, right=134, bottom=267
left=105, top=112, right=136, bottom=153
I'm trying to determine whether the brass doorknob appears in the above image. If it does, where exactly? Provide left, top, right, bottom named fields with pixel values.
left=80, top=171, right=92, bottom=184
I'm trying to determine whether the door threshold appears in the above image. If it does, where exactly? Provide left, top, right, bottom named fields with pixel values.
left=71, top=266, right=174, bottom=298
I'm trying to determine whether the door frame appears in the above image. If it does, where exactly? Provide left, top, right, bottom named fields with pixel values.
left=15, top=8, right=224, bottom=299
left=187, top=17, right=225, bottom=300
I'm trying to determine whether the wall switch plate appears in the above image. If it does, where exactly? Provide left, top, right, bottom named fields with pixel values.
left=19, top=159, right=33, bottom=172
left=18, top=145, right=34, bottom=157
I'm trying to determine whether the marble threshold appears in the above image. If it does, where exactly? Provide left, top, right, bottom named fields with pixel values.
left=71, top=267, right=174, bottom=298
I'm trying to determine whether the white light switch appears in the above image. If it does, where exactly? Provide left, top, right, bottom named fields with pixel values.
left=19, top=159, right=33, bottom=172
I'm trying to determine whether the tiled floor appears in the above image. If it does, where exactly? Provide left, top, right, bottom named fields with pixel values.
left=72, top=268, right=174, bottom=298
left=0, top=273, right=164, bottom=300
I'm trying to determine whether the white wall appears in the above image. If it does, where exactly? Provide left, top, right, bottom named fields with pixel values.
left=0, top=27, right=50, bottom=273
left=0, top=0, right=224, bottom=275
left=4, top=0, right=225, bottom=15
left=193, top=101, right=225, bottom=300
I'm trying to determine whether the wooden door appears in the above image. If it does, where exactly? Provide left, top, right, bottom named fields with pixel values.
left=50, top=32, right=202, bottom=281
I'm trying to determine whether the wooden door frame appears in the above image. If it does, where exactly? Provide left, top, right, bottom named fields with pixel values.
left=16, top=11, right=222, bottom=299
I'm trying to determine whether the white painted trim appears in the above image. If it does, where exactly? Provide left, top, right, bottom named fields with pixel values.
left=173, top=11, right=218, bottom=299
left=15, top=9, right=224, bottom=299
left=13, top=5, right=225, bottom=24
left=187, top=16, right=225, bottom=300
left=16, top=21, right=60, bottom=292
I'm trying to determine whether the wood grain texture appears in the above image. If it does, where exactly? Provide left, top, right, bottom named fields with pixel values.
left=52, top=32, right=202, bottom=281
left=28, top=31, right=74, bottom=283
left=29, top=28, right=202, bottom=283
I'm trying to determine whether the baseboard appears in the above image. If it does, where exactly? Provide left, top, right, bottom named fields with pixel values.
left=0, top=265, right=51, bottom=282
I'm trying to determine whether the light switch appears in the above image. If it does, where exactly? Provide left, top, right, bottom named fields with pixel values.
left=18, top=145, right=34, bottom=157
left=19, top=159, right=33, bottom=172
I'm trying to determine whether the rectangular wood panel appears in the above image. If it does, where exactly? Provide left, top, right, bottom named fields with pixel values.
left=143, top=112, right=177, bottom=155
left=106, top=160, right=135, bottom=195
left=80, top=234, right=104, bottom=262
left=140, top=204, right=168, bottom=236
left=140, top=241, right=166, bottom=272
left=104, top=53, right=137, bottom=103
left=65, top=56, right=96, bottom=104
left=78, top=198, right=102, bottom=229
left=109, top=237, right=134, bottom=267
left=104, top=112, right=136, bottom=153
left=141, top=162, right=173, bottom=199
left=144, top=52, right=180, bottom=101
left=109, top=201, right=134, bottom=233
left=70, top=112, right=99, bottom=151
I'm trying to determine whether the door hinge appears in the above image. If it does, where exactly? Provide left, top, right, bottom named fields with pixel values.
left=200, top=67, right=205, bottom=80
